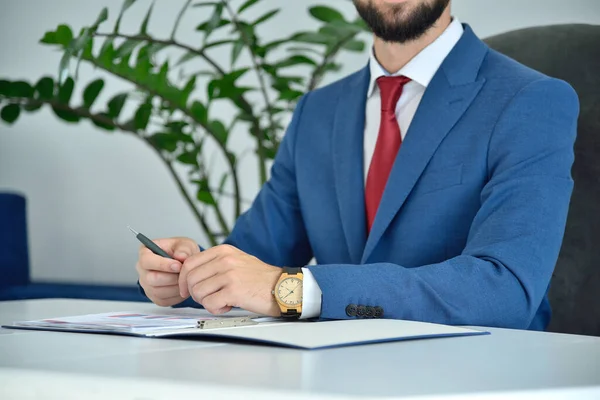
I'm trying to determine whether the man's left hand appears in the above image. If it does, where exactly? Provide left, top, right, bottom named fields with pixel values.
left=178, top=245, right=282, bottom=316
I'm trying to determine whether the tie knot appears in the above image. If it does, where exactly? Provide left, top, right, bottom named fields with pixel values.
left=376, top=75, right=411, bottom=112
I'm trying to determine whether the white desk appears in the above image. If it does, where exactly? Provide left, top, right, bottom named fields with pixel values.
left=1, top=299, right=599, bottom=400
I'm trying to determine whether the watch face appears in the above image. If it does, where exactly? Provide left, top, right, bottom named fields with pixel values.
left=276, top=277, right=303, bottom=306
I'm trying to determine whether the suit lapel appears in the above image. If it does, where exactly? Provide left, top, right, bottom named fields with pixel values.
left=362, top=25, right=489, bottom=263
left=332, top=66, right=370, bottom=263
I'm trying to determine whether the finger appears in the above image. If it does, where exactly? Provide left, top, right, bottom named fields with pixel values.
left=153, top=294, right=187, bottom=307
left=202, top=290, right=234, bottom=315
left=179, top=248, right=226, bottom=298
left=146, top=284, right=181, bottom=300
left=184, top=259, right=225, bottom=295
left=138, top=237, right=198, bottom=262
left=139, top=250, right=183, bottom=273
left=145, top=270, right=179, bottom=287
left=155, top=237, right=199, bottom=262
left=189, top=272, right=230, bottom=305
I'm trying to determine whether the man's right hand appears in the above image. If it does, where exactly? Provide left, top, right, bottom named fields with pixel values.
left=136, top=237, right=200, bottom=307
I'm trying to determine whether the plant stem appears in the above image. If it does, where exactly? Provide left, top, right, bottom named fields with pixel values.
left=93, top=30, right=268, bottom=215
left=160, top=158, right=218, bottom=247
left=308, top=33, right=357, bottom=91
left=77, top=48, right=242, bottom=226
left=5, top=97, right=219, bottom=246
left=222, top=1, right=271, bottom=185
left=94, top=32, right=226, bottom=74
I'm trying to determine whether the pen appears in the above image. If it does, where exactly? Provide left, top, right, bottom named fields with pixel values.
left=127, top=226, right=174, bottom=260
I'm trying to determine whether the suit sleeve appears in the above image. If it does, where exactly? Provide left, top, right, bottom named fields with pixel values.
left=140, top=95, right=314, bottom=308
left=224, top=94, right=314, bottom=268
left=307, top=77, right=579, bottom=329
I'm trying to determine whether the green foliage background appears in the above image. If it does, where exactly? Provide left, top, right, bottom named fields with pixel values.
left=0, top=0, right=370, bottom=245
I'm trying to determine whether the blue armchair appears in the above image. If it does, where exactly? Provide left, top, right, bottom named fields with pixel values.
left=0, top=192, right=149, bottom=302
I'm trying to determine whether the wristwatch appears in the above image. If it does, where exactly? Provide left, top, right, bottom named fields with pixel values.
left=273, top=267, right=303, bottom=318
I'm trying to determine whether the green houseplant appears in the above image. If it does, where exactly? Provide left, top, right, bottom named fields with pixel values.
left=0, top=0, right=369, bottom=245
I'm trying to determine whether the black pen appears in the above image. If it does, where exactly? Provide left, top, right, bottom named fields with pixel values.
left=127, top=226, right=174, bottom=259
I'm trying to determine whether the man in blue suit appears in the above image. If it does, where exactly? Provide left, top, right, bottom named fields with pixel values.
left=136, top=0, right=579, bottom=330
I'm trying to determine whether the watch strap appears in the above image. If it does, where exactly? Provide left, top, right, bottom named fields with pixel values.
left=283, top=267, right=302, bottom=275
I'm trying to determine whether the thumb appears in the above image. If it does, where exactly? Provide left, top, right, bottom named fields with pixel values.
left=171, top=238, right=198, bottom=262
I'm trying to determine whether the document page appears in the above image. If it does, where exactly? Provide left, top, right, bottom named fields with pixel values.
left=10, top=311, right=257, bottom=334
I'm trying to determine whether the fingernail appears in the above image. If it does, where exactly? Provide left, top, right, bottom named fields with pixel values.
left=170, top=264, right=181, bottom=272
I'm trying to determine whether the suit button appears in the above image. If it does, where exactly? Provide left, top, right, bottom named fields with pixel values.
left=357, top=305, right=366, bottom=317
left=365, top=306, right=374, bottom=318
left=374, top=306, right=384, bottom=318
left=345, top=304, right=357, bottom=317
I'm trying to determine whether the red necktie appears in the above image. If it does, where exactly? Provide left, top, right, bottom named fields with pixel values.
left=365, top=75, right=411, bottom=233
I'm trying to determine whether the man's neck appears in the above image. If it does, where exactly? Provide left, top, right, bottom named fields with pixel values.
left=373, top=9, right=452, bottom=73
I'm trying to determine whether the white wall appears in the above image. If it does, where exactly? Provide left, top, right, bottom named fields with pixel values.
left=1, top=0, right=599, bottom=285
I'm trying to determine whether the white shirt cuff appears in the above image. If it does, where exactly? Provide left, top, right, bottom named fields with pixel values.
left=300, top=267, right=322, bottom=319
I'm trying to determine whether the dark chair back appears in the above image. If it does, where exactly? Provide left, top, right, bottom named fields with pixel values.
left=0, top=192, right=30, bottom=288
left=485, top=24, right=600, bottom=336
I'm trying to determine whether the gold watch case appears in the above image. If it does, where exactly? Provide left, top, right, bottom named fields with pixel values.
left=274, top=272, right=303, bottom=314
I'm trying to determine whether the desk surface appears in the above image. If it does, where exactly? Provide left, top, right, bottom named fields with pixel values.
left=1, top=299, right=599, bottom=400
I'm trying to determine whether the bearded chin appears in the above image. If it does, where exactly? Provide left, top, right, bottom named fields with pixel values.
left=354, top=0, right=450, bottom=43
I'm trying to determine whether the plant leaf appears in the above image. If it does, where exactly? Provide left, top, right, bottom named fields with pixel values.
left=35, top=77, right=55, bottom=100
left=55, top=25, right=74, bottom=46
left=116, top=39, right=140, bottom=58
left=175, top=51, right=197, bottom=66
left=23, top=102, right=43, bottom=112
left=205, top=3, right=225, bottom=38
left=190, top=101, right=207, bottom=124
left=140, top=1, right=155, bottom=35
left=181, top=76, right=196, bottom=107
left=114, top=0, right=137, bottom=33
left=58, top=49, right=72, bottom=84
left=40, top=30, right=58, bottom=45
left=238, top=0, right=259, bottom=14
left=148, top=133, right=179, bottom=152
left=10, top=81, right=35, bottom=98
left=1, top=104, right=21, bottom=124
left=252, top=9, right=279, bottom=26
left=92, top=7, right=109, bottom=30
left=107, top=93, right=128, bottom=118
left=192, top=1, right=219, bottom=8
left=203, top=39, right=235, bottom=50
left=291, top=32, right=335, bottom=46
left=309, top=6, right=345, bottom=23
left=196, top=18, right=230, bottom=32
left=57, top=77, right=75, bottom=104
left=83, top=79, right=104, bottom=109
left=275, top=55, right=317, bottom=68
left=52, top=105, right=80, bottom=123
left=134, top=102, right=152, bottom=130
left=98, top=39, right=115, bottom=66
left=196, top=187, right=216, bottom=205
left=178, top=150, right=200, bottom=165
left=231, top=39, right=244, bottom=67
left=209, top=120, right=228, bottom=144
left=0, top=80, right=11, bottom=96
left=286, top=46, right=322, bottom=56
left=91, top=112, right=116, bottom=131
left=342, top=39, right=365, bottom=52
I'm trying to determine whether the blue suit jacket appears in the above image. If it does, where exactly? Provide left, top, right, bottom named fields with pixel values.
left=193, top=25, right=579, bottom=330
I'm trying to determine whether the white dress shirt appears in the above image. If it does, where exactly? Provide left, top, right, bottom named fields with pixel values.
left=299, top=19, right=464, bottom=319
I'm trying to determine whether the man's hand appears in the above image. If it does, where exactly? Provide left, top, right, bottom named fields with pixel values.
left=136, top=237, right=200, bottom=307
left=178, top=245, right=282, bottom=316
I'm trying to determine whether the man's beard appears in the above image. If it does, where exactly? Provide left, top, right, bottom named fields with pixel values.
left=354, top=0, right=450, bottom=43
